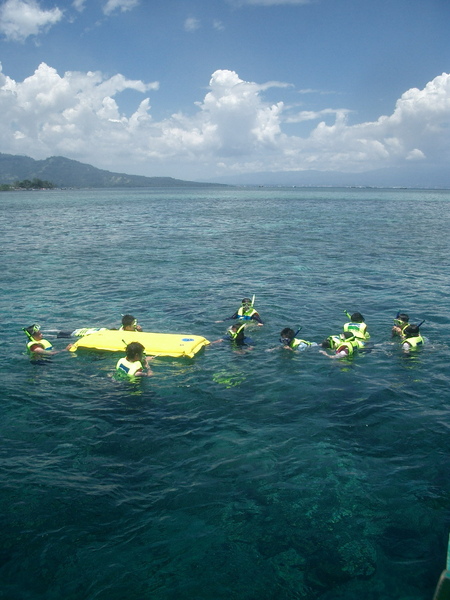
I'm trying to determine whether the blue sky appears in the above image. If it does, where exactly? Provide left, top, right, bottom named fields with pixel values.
left=0, top=0, right=449, bottom=183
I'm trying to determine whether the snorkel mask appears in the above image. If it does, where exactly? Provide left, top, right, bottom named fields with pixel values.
left=394, top=312, right=409, bottom=326
left=23, top=323, right=41, bottom=340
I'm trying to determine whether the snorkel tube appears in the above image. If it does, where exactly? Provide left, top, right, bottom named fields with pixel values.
left=228, top=322, right=246, bottom=340
left=22, top=327, right=33, bottom=341
left=22, top=323, right=40, bottom=341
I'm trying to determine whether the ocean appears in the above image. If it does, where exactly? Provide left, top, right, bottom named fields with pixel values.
left=1, top=186, right=449, bottom=599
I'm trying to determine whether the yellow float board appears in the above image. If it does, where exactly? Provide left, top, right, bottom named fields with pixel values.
left=69, top=330, right=210, bottom=358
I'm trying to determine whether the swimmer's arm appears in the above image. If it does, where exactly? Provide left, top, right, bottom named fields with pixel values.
left=251, top=313, right=264, bottom=326
left=30, top=343, right=72, bottom=355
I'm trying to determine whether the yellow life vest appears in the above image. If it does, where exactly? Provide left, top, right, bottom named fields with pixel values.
left=336, top=338, right=359, bottom=357
left=27, top=337, right=53, bottom=354
left=116, top=357, right=145, bottom=377
left=343, top=321, right=369, bottom=340
left=403, top=335, right=424, bottom=350
left=237, top=306, right=257, bottom=320
left=291, top=338, right=313, bottom=350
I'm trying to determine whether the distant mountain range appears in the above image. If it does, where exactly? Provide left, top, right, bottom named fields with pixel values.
left=209, top=164, right=450, bottom=189
left=0, top=153, right=225, bottom=188
left=2, top=152, right=448, bottom=189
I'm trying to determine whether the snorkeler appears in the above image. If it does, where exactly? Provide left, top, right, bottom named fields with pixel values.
left=279, top=328, right=317, bottom=351
left=319, top=332, right=359, bottom=359
left=210, top=322, right=253, bottom=349
left=343, top=311, right=370, bottom=341
left=392, top=312, right=409, bottom=337
left=217, top=297, right=263, bottom=326
left=401, top=324, right=424, bottom=353
left=119, top=315, right=143, bottom=332
left=23, top=324, right=72, bottom=357
left=48, top=314, right=141, bottom=338
left=116, top=342, right=153, bottom=377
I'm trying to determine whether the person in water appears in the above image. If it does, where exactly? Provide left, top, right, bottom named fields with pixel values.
left=319, top=332, right=359, bottom=359
left=279, top=328, right=317, bottom=351
left=119, top=315, right=143, bottom=332
left=53, top=314, right=140, bottom=338
left=401, top=324, right=424, bottom=352
left=56, top=326, right=108, bottom=338
left=23, top=324, right=72, bottom=357
left=343, top=311, right=370, bottom=341
left=116, top=342, right=153, bottom=377
left=392, top=312, right=409, bottom=337
left=211, top=322, right=253, bottom=348
left=217, top=298, right=263, bottom=326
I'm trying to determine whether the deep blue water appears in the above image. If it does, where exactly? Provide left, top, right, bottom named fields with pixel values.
left=1, top=186, right=450, bottom=599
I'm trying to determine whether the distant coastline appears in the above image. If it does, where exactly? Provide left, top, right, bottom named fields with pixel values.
left=0, top=153, right=228, bottom=189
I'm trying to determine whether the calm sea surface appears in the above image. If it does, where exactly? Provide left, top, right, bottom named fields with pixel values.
left=1, top=186, right=450, bottom=599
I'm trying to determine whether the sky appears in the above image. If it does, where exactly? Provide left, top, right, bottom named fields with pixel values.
left=0, top=0, right=450, bottom=184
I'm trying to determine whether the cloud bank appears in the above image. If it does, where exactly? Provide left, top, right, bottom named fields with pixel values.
left=0, top=0, right=63, bottom=42
left=1, top=62, right=449, bottom=179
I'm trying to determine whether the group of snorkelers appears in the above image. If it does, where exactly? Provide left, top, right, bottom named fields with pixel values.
left=22, top=300, right=425, bottom=378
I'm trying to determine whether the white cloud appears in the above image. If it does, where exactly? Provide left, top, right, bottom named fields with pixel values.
left=1, top=62, right=450, bottom=179
left=0, top=0, right=63, bottom=42
left=184, top=17, right=200, bottom=32
left=72, top=0, right=86, bottom=11
left=102, top=0, right=140, bottom=16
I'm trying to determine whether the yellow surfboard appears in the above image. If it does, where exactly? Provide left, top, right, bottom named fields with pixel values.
left=69, top=330, right=210, bottom=358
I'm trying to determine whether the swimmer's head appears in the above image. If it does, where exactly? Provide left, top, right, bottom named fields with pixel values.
left=403, top=324, right=420, bottom=337
left=125, top=341, right=145, bottom=360
left=350, top=312, right=364, bottom=323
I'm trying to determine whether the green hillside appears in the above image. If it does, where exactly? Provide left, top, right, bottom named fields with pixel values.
left=0, top=153, right=225, bottom=188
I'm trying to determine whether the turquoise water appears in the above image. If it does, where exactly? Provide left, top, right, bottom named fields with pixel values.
left=1, top=186, right=450, bottom=599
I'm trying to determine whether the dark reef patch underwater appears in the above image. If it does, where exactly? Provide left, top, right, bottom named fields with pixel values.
left=1, top=186, right=449, bottom=599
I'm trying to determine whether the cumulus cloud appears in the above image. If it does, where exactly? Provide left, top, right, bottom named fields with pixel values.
left=0, top=62, right=450, bottom=179
left=102, top=0, right=140, bottom=16
left=0, top=0, right=63, bottom=42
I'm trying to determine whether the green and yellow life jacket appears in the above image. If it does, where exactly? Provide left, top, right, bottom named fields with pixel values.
left=237, top=306, right=257, bottom=320
left=116, top=357, right=145, bottom=377
left=290, top=338, right=313, bottom=350
left=343, top=321, right=369, bottom=340
left=403, top=335, right=424, bottom=350
left=26, top=337, right=53, bottom=354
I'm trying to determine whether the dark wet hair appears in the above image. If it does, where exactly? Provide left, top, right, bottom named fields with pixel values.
left=403, top=324, right=419, bottom=338
left=321, top=338, right=332, bottom=348
left=280, top=328, right=295, bottom=340
left=342, top=331, right=355, bottom=340
left=350, top=312, right=364, bottom=323
left=396, top=312, right=409, bottom=323
left=122, top=314, right=136, bottom=328
left=125, top=342, right=145, bottom=360
left=242, top=298, right=252, bottom=304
